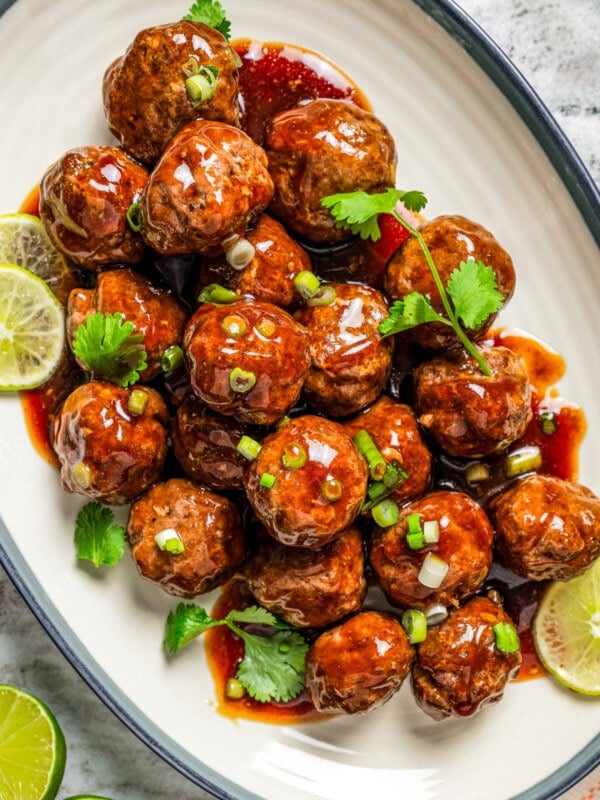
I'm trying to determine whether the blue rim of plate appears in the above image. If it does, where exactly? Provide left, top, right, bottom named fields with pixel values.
left=0, top=0, right=599, bottom=798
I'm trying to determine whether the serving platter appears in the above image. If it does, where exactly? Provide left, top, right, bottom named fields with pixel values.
left=0, top=1, right=599, bottom=799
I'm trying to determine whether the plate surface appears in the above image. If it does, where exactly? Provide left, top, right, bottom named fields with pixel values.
left=0, top=1, right=599, bottom=799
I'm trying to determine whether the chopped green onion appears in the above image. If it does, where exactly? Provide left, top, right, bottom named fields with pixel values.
left=154, top=528, right=185, bottom=554
left=225, top=677, right=246, bottom=700
left=161, top=345, right=183, bottom=373
left=197, top=284, right=238, bottom=304
left=72, top=462, right=92, bottom=490
left=353, top=428, right=386, bottom=481
left=492, top=621, right=520, bottom=654
left=293, top=270, right=321, bottom=300
left=256, top=318, right=276, bottom=338
left=259, top=472, right=277, bottom=489
left=417, top=552, right=449, bottom=589
left=503, top=445, right=542, bottom=478
left=127, top=387, right=149, bottom=416
left=361, top=462, right=409, bottom=512
left=321, top=477, right=343, bottom=502
left=466, top=462, right=490, bottom=483
left=225, top=238, right=256, bottom=270
left=236, top=435, right=261, bottom=461
left=126, top=201, right=142, bottom=233
left=281, top=442, right=307, bottom=470
left=229, top=367, right=257, bottom=393
left=371, top=498, right=399, bottom=527
left=424, top=604, right=448, bottom=626
left=401, top=609, right=427, bottom=644
left=182, top=55, right=200, bottom=76
left=407, top=513, right=423, bottom=535
left=422, top=520, right=440, bottom=544
left=276, top=416, right=291, bottom=428
left=221, top=314, right=247, bottom=338
left=185, top=65, right=218, bottom=103
left=540, top=410, right=557, bottom=435
left=307, top=285, right=336, bottom=307
left=406, top=529, right=426, bottom=550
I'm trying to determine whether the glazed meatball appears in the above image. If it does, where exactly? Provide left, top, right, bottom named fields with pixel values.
left=384, top=215, right=515, bottom=350
left=171, top=393, right=262, bottom=491
left=52, top=381, right=168, bottom=505
left=411, top=596, right=521, bottom=720
left=244, top=526, right=366, bottom=628
left=140, top=120, right=273, bottom=256
left=184, top=299, right=310, bottom=425
left=305, top=611, right=414, bottom=714
left=127, top=478, right=245, bottom=597
left=103, top=21, right=241, bottom=164
left=39, top=146, right=148, bottom=270
left=295, top=283, right=393, bottom=417
left=199, top=214, right=312, bottom=308
left=344, top=396, right=432, bottom=504
left=490, top=474, right=600, bottom=580
left=265, top=99, right=396, bottom=243
left=244, top=415, right=368, bottom=548
left=414, top=345, right=533, bottom=458
left=67, top=269, right=188, bottom=381
left=370, top=491, right=494, bottom=609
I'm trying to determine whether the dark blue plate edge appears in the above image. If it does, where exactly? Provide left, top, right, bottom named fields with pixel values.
left=0, top=0, right=598, bottom=797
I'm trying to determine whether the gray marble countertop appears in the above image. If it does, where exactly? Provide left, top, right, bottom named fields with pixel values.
left=1, top=1, right=598, bottom=798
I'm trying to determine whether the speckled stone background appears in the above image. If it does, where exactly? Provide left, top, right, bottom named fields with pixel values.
left=1, top=1, right=598, bottom=798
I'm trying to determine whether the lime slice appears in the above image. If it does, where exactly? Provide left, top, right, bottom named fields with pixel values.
left=533, top=557, right=600, bottom=695
left=0, top=213, right=74, bottom=304
left=0, top=262, right=65, bottom=391
left=0, top=684, right=67, bottom=800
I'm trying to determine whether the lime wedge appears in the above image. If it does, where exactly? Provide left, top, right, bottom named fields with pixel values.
left=0, top=684, right=67, bottom=800
left=0, top=213, right=74, bottom=304
left=0, top=262, right=65, bottom=391
left=533, top=557, right=600, bottom=695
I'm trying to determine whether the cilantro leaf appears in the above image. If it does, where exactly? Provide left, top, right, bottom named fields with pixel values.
left=379, top=293, right=448, bottom=337
left=183, top=0, right=231, bottom=39
left=74, top=502, right=126, bottom=568
left=321, top=188, right=427, bottom=241
left=72, top=311, right=147, bottom=387
left=164, top=603, right=219, bottom=654
left=236, top=630, right=309, bottom=703
left=446, top=259, right=505, bottom=330
left=227, top=605, right=291, bottom=630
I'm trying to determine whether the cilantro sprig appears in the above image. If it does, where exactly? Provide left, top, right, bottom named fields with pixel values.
left=164, top=603, right=309, bottom=703
left=72, top=311, right=148, bottom=387
left=321, top=189, right=505, bottom=375
left=183, top=0, right=231, bottom=39
left=74, top=502, right=126, bottom=568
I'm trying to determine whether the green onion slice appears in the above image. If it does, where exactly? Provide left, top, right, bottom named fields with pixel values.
left=229, top=367, right=257, bottom=393
left=155, top=528, right=185, bottom=554
left=417, top=552, right=449, bottom=588
left=539, top=410, right=557, bottom=435
left=401, top=609, right=428, bottom=644
left=371, top=498, right=399, bottom=527
left=503, top=445, right=542, bottom=478
left=493, top=621, right=520, bottom=654
left=259, top=472, right=277, bottom=489
left=236, top=435, right=261, bottom=461
left=321, top=477, right=343, bottom=502
left=161, top=345, right=183, bottom=373
left=281, top=442, right=307, bottom=470
left=127, top=387, right=149, bottom=416
left=307, top=285, right=336, bottom=307
left=197, top=284, right=238, bottom=304
left=293, top=270, right=321, bottom=300
left=185, top=65, right=218, bottom=103
left=221, top=314, right=247, bottom=338
left=126, top=201, right=143, bottom=233
left=353, top=428, right=386, bottom=481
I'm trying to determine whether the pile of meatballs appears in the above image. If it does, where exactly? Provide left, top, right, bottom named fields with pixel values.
left=39, top=16, right=600, bottom=722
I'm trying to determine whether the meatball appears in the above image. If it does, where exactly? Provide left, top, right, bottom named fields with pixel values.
left=370, top=491, right=494, bottom=609
left=67, top=269, right=188, bottom=381
left=140, top=120, right=273, bottom=256
left=414, top=345, right=533, bottom=458
left=265, top=99, right=396, bottom=243
left=127, top=478, right=245, bottom=597
left=489, top=474, right=600, bottom=581
left=305, top=611, right=414, bottom=714
left=39, top=146, right=148, bottom=270
left=244, top=526, right=366, bottom=628
left=244, top=415, right=368, bottom=548
left=411, top=596, right=521, bottom=720
left=183, top=299, right=310, bottom=425
left=384, top=215, right=515, bottom=350
left=199, top=214, right=312, bottom=308
left=344, top=396, right=432, bottom=504
left=52, top=381, right=168, bottom=505
left=295, top=283, right=393, bottom=417
left=103, top=20, right=241, bottom=164
left=171, top=393, right=262, bottom=491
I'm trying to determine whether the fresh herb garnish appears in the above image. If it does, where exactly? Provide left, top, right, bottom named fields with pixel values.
left=74, top=502, right=126, bottom=568
left=321, top=189, right=505, bottom=376
left=164, top=603, right=309, bottom=703
left=183, top=0, right=231, bottom=40
left=72, top=311, right=147, bottom=387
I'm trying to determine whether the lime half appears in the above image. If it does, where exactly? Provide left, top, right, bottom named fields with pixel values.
left=0, top=684, right=67, bottom=800
left=0, top=262, right=65, bottom=391
left=0, top=213, right=74, bottom=304
left=533, top=558, right=600, bottom=695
